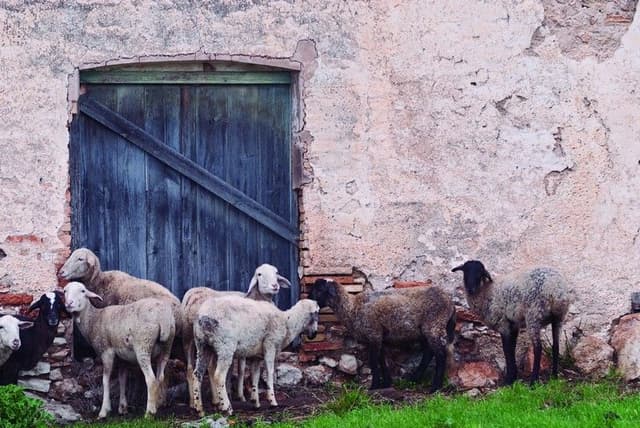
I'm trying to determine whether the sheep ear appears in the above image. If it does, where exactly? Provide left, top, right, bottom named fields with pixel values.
left=85, top=290, right=103, bottom=301
left=54, top=290, right=64, bottom=303
left=277, top=275, right=291, bottom=289
left=28, top=299, right=42, bottom=312
left=451, top=265, right=464, bottom=273
left=246, top=274, right=258, bottom=296
left=482, top=270, right=493, bottom=283
left=18, top=320, right=34, bottom=329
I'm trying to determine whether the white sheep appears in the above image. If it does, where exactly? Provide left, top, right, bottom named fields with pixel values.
left=452, top=260, right=571, bottom=385
left=0, top=315, right=32, bottom=366
left=58, top=248, right=184, bottom=336
left=192, top=297, right=319, bottom=416
left=64, top=282, right=175, bottom=418
left=181, top=263, right=290, bottom=408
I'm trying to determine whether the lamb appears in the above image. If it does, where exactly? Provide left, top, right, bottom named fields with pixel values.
left=58, top=248, right=183, bottom=337
left=64, top=281, right=175, bottom=418
left=192, top=297, right=319, bottom=416
left=451, top=260, right=570, bottom=385
left=0, top=315, right=33, bottom=367
left=0, top=291, right=66, bottom=385
left=309, top=278, right=456, bottom=392
left=181, top=263, right=290, bottom=408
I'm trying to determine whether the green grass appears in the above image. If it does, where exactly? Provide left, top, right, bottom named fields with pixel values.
left=256, top=380, right=640, bottom=428
left=69, top=381, right=640, bottom=428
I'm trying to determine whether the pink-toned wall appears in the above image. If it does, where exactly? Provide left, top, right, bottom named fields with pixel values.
left=1, top=1, right=639, bottom=340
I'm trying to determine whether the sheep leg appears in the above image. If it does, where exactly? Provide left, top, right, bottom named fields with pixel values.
left=117, top=366, right=128, bottom=415
left=551, top=321, right=561, bottom=378
left=410, top=340, right=434, bottom=383
left=184, top=336, right=195, bottom=408
left=501, top=330, right=518, bottom=385
left=430, top=345, right=447, bottom=393
left=368, top=344, right=382, bottom=389
left=235, top=357, right=247, bottom=402
left=529, top=327, right=543, bottom=385
left=250, top=359, right=261, bottom=408
left=213, top=355, right=234, bottom=415
left=98, top=350, right=115, bottom=419
left=380, top=345, right=392, bottom=388
left=193, top=342, right=212, bottom=416
left=264, top=348, right=278, bottom=407
left=207, top=352, right=218, bottom=407
left=136, top=353, right=159, bottom=417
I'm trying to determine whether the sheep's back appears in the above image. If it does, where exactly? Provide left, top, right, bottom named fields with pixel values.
left=197, top=297, right=283, bottom=356
left=93, top=298, right=174, bottom=360
left=497, top=267, right=570, bottom=329
left=361, top=287, right=453, bottom=344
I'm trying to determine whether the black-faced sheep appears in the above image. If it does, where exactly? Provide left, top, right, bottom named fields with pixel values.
left=0, top=315, right=33, bottom=367
left=452, top=260, right=570, bottom=385
left=64, top=282, right=175, bottom=418
left=309, top=279, right=455, bottom=392
left=192, top=297, right=319, bottom=416
left=0, top=291, right=66, bottom=385
left=181, top=263, right=290, bottom=408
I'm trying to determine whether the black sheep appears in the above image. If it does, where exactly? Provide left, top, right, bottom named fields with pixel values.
left=0, top=291, right=66, bottom=385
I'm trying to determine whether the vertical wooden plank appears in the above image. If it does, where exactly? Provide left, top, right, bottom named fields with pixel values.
left=144, top=86, right=182, bottom=295
left=194, top=86, right=229, bottom=291
left=224, top=86, right=260, bottom=293
left=179, top=86, right=200, bottom=296
left=113, top=85, right=147, bottom=277
left=82, top=86, right=114, bottom=265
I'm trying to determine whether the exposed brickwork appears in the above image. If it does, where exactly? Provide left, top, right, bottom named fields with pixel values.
left=0, top=293, right=34, bottom=306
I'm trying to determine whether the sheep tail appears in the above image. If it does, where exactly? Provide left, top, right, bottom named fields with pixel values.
left=445, top=309, right=456, bottom=371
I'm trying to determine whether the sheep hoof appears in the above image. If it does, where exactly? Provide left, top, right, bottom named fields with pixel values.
left=98, top=411, right=108, bottom=419
left=118, top=404, right=128, bottom=415
left=252, top=401, right=260, bottom=409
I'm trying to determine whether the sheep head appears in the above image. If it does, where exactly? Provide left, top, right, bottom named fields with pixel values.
left=59, top=248, right=100, bottom=281
left=452, top=260, right=493, bottom=295
left=308, top=278, right=339, bottom=309
left=0, top=315, right=32, bottom=351
left=28, top=291, right=66, bottom=327
left=64, top=281, right=103, bottom=314
left=301, top=299, right=319, bottom=340
left=246, top=264, right=290, bottom=297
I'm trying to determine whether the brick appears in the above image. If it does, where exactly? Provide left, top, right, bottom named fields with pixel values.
left=393, top=280, right=432, bottom=288
left=0, top=293, right=33, bottom=306
left=455, top=307, right=484, bottom=324
left=298, top=352, right=317, bottom=363
left=5, top=234, right=43, bottom=244
left=302, top=339, right=344, bottom=352
left=320, top=313, right=339, bottom=323
left=606, top=14, right=632, bottom=24
left=303, top=333, right=326, bottom=343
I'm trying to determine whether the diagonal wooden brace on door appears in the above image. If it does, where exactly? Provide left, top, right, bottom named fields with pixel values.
left=78, top=97, right=299, bottom=243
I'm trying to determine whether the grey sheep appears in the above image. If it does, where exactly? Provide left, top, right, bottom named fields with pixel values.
left=452, top=260, right=570, bottom=385
left=181, top=263, right=290, bottom=408
left=309, top=279, right=456, bottom=392
left=192, top=296, right=319, bottom=416
left=64, top=282, right=175, bottom=418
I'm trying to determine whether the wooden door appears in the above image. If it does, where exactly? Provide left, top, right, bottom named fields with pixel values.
left=69, top=70, right=298, bottom=308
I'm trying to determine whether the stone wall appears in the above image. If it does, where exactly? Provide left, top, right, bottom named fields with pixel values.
left=1, top=1, right=639, bottom=357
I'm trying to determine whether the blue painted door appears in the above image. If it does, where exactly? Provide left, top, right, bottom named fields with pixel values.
left=69, top=71, right=298, bottom=308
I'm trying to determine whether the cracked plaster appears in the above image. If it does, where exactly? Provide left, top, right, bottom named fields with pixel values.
left=0, top=1, right=638, bottom=337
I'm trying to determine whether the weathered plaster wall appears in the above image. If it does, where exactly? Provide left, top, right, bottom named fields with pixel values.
left=0, top=1, right=638, bottom=338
